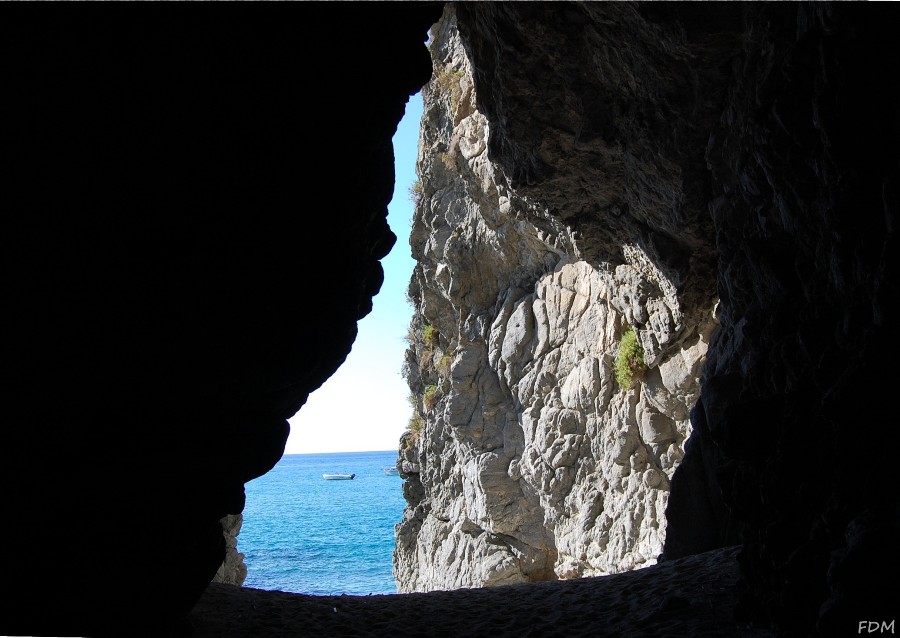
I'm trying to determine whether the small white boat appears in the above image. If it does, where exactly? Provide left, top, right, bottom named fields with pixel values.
left=382, top=466, right=399, bottom=476
left=322, top=473, right=356, bottom=480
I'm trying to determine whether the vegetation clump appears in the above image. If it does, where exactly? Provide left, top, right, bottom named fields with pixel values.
left=414, top=324, right=439, bottom=376
left=408, top=178, right=424, bottom=205
left=408, top=412, right=424, bottom=438
left=423, top=324, right=438, bottom=349
left=402, top=322, right=445, bottom=447
left=423, top=384, right=439, bottom=411
left=615, top=327, right=646, bottom=389
left=432, top=64, right=465, bottom=114
left=439, top=151, right=454, bottom=169
left=436, top=351, right=454, bottom=379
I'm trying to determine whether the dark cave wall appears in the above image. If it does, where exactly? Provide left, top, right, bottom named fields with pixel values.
left=696, top=5, right=900, bottom=634
left=2, top=4, right=441, bottom=635
left=453, top=2, right=899, bottom=636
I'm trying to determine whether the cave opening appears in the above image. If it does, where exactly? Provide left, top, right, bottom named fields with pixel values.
left=229, top=91, right=427, bottom=597
left=7, top=3, right=898, bottom=635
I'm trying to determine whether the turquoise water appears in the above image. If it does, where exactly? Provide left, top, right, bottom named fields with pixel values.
left=239, top=450, right=405, bottom=595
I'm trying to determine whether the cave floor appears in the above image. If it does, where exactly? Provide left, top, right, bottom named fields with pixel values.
left=189, top=546, right=775, bottom=637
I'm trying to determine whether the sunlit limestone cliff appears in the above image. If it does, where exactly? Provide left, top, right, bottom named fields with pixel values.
left=395, top=6, right=719, bottom=592
left=394, top=5, right=900, bottom=632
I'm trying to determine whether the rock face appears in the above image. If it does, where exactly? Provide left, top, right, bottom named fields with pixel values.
left=3, top=6, right=441, bottom=636
left=395, top=6, right=720, bottom=592
left=212, top=515, right=248, bottom=587
left=398, top=3, right=900, bottom=635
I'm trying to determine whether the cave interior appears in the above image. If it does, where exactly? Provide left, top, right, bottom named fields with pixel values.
left=3, top=3, right=898, bottom=636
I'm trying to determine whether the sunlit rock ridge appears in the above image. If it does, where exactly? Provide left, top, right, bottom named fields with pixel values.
left=395, top=5, right=718, bottom=591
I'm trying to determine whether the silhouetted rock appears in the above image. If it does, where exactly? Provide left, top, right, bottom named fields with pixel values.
left=2, top=4, right=441, bottom=635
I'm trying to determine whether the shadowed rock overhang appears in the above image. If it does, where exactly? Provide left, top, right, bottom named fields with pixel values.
left=3, top=4, right=441, bottom=635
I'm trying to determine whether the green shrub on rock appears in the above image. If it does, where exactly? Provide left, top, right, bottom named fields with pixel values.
left=408, top=178, right=424, bottom=205
left=615, top=327, right=646, bottom=389
left=423, top=324, right=438, bottom=348
left=436, top=351, right=453, bottom=379
left=423, top=384, right=439, bottom=411
left=408, top=413, right=424, bottom=436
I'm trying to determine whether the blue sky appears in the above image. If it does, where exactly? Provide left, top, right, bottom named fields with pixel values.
left=284, top=93, right=422, bottom=454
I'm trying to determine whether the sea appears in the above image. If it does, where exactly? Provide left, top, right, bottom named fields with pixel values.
left=239, top=450, right=406, bottom=596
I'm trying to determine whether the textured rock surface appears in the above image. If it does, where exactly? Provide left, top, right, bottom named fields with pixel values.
left=212, top=515, right=248, bottom=587
left=397, top=4, right=900, bottom=636
left=395, top=6, right=719, bottom=593
left=2, top=6, right=441, bottom=636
